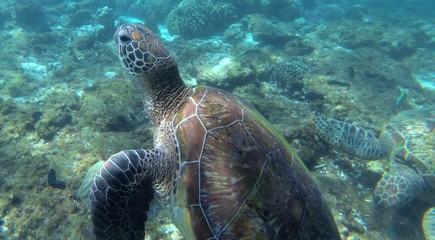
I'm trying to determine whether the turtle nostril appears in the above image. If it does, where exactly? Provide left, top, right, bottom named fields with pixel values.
left=119, top=35, right=130, bottom=42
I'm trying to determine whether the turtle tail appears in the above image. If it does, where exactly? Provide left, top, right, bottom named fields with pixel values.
left=313, top=111, right=392, bottom=160
left=90, top=150, right=155, bottom=240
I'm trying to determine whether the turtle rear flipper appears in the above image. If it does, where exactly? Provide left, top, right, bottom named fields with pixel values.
left=313, top=111, right=391, bottom=160
left=90, top=150, right=156, bottom=239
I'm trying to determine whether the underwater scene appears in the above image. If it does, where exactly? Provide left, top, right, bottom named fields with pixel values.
left=0, top=0, right=434, bottom=239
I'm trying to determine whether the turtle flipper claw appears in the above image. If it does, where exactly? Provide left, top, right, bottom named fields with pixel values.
left=90, top=150, right=155, bottom=240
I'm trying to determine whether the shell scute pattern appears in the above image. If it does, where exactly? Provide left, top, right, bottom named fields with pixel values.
left=389, top=108, right=434, bottom=175
left=178, top=162, right=200, bottom=206
left=199, top=120, right=265, bottom=236
left=197, top=89, right=244, bottom=130
left=177, top=116, right=206, bottom=162
left=172, top=86, right=334, bottom=239
left=172, top=86, right=268, bottom=238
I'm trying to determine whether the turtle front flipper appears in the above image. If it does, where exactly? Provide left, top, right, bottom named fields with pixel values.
left=313, top=111, right=392, bottom=160
left=90, top=150, right=156, bottom=240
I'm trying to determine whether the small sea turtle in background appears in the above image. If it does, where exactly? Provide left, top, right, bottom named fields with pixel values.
left=313, top=107, right=434, bottom=209
left=88, top=23, right=340, bottom=239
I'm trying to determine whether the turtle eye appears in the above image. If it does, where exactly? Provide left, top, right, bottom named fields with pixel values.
left=119, top=34, right=130, bottom=43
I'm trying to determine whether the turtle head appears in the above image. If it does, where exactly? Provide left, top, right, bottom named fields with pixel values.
left=114, top=24, right=186, bottom=124
left=114, top=23, right=174, bottom=77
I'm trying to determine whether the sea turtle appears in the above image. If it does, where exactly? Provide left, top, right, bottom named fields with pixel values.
left=88, top=23, right=340, bottom=239
left=313, top=107, right=435, bottom=209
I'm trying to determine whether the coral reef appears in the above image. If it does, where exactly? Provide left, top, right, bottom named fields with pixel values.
left=165, top=0, right=237, bottom=38
left=262, top=0, right=303, bottom=21
left=165, top=0, right=305, bottom=39
left=268, top=61, right=311, bottom=97
left=243, top=14, right=298, bottom=46
left=415, top=20, right=435, bottom=49
left=0, top=7, right=11, bottom=29
left=223, top=23, right=247, bottom=44
left=192, top=52, right=254, bottom=88
left=91, top=6, right=115, bottom=40
left=20, top=57, right=52, bottom=81
left=78, top=79, right=143, bottom=132
left=126, top=0, right=179, bottom=27
left=12, top=0, right=50, bottom=32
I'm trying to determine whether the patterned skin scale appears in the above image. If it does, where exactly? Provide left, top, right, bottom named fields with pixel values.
left=313, top=108, right=434, bottom=209
left=89, top=23, right=340, bottom=239
left=312, top=111, right=393, bottom=161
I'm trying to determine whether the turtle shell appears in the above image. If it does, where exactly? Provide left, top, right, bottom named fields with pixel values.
left=388, top=106, right=435, bottom=188
left=170, top=86, right=339, bottom=239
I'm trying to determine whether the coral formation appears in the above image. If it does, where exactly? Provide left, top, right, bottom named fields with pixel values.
left=270, top=61, right=310, bottom=82
left=78, top=80, right=142, bottom=132
left=126, top=0, right=178, bottom=27
left=269, top=61, right=311, bottom=95
left=165, top=0, right=237, bottom=38
left=262, top=0, right=303, bottom=21
left=20, top=58, right=52, bottom=81
left=91, top=6, right=115, bottom=40
left=223, top=23, right=246, bottom=44
left=12, top=0, right=49, bottom=32
left=36, top=109, right=72, bottom=140
left=242, top=14, right=298, bottom=46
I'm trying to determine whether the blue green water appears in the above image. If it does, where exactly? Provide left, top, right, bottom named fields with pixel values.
left=0, top=0, right=434, bottom=239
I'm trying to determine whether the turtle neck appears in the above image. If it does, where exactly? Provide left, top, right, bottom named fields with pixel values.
left=131, top=60, right=192, bottom=126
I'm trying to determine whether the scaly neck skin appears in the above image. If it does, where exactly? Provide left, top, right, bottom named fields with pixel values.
left=131, top=62, right=191, bottom=126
